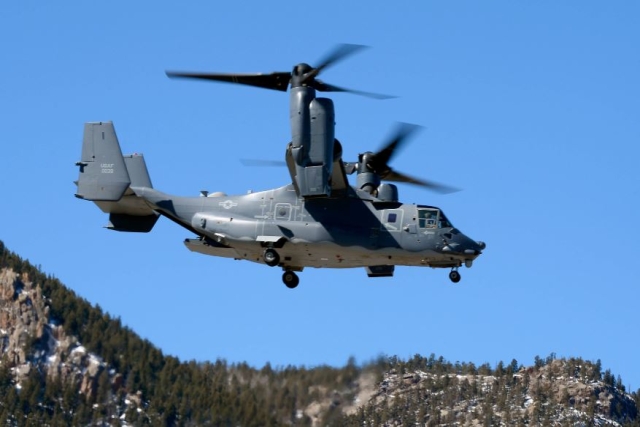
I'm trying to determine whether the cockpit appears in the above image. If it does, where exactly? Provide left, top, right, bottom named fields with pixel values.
left=417, top=207, right=453, bottom=229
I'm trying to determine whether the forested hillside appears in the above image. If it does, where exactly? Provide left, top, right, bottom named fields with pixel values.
left=1, top=240, right=639, bottom=426
left=0, top=240, right=367, bottom=425
left=344, top=355, right=640, bottom=426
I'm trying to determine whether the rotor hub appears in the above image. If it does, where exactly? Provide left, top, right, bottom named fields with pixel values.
left=291, top=63, right=315, bottom=88
left=293, top=63, right=313, bottom=76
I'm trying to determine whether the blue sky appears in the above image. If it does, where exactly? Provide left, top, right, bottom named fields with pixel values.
left=2, top=1, right=640, bottom=389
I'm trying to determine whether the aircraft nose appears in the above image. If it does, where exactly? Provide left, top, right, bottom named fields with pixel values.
left=441, top=231, right=485, bottom=256
left=464, top=240, right=485, bottom=254
left=462, top=239, right=484, bottom=256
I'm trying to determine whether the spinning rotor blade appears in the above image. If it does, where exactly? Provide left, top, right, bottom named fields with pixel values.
left=240, top=159, right=286, bottom=167
left=305, top=44, right=368, bottom=80
left=363, top=122, right=461, bottom=193
left=384, top=171, right=460, bottom=194
left=374, top=123, right=422, bottom=167
left=313, top=80, right=394, bottom=99
left=166, top=44, right=391, bottom=98
left=165, top=44, right=365, bottom=92
left=166, top=71, right=291, bottom=92
left=306, top=44, right=392, bottom=98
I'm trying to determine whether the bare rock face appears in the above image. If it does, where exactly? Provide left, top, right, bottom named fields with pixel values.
left=0, top=269, right=16, bottom=300
left=0, top=268, right=117, bottom=402
left=0, top=268, right=48, bottom=372
left=0, top=263, right=151, bottom=425
left=360, top=360, right=637, bottom=426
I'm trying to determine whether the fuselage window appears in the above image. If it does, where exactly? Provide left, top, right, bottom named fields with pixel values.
left=275, top=204, right=291, bottom=220
left=382, top=209, right=403, bottom=232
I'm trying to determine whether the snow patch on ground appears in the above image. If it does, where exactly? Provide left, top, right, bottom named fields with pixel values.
left=71, top=345, right=86, bottom=355
left=47, top=354, right=58, bottom=366
left=88, top=353, right=103, bottom=365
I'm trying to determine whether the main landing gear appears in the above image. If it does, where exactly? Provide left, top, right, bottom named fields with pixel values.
left=263, top=248, right=280, bottom=267
left=282, top=270, right=299, bottom=289
left=449, top=268, right=461, bottom=283
left=263, top=248, right=300, bottom=289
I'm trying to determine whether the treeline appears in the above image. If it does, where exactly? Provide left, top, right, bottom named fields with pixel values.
left=383, top=352, right=613, bottom=387
left=342, top=354, right=640, bottom=427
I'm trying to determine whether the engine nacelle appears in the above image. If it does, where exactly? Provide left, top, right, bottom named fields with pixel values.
left=288, top=86, right=335, bottom=198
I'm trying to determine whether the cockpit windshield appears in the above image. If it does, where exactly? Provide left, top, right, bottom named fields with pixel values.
left=438, top=211, right=453, bottom=228
left=417, top=208, right=453, bottom=229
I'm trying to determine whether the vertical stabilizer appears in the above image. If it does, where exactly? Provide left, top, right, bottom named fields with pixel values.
left=124, top=154, right=153, bottom=188
left=75, top=122, right=160, bottom=232
left=75, top=122, right=131, bottom=201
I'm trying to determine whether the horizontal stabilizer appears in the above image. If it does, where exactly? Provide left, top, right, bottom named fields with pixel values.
left=107, top=213, right=158, bottom=232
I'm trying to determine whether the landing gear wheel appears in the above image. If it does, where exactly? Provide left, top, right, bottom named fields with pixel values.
left=282, top=271, right=299, bottom=289
left=449, top=270, right=461, bottom=283
left=263, top=248, right=280, bottom=267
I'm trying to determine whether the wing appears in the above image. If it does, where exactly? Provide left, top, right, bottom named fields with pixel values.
left=329, top=157, right=350, bottom=196
left=284, top=143, right=352, bottom=198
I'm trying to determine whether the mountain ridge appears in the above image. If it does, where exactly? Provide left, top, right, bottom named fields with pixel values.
left=1, top=240, right=638, bottom=426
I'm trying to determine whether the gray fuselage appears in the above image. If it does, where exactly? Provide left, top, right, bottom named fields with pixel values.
left=133, top=184, right=483, bottom=272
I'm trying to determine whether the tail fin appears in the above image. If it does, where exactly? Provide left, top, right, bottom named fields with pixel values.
left=75, top=122, right=131, bottom=201
left=75, top=122, right=159, bottom=232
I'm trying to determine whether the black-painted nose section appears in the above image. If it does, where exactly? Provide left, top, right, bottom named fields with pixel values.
left=442, top=231, right=485, bottom=256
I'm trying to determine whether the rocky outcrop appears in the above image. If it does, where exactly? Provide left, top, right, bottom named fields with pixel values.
left=0, top=268, right=48, bottom=371
left=359, top=360, right=637, bottom=426
left=0, top=268, right=131, bottom=405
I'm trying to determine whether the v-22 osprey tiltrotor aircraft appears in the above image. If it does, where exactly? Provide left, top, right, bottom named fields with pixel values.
left=75, top=44, right=485, bottom=288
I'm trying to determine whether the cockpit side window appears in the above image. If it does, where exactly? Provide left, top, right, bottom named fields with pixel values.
left=417, top=208, right=454, bottom=229
left=418, top=209, right=438, bottom=228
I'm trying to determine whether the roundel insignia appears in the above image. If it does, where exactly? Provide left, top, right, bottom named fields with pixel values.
left=219, top=200, right=238, bottom=209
